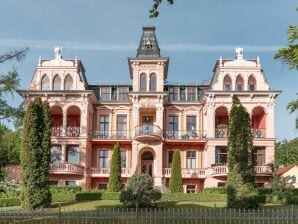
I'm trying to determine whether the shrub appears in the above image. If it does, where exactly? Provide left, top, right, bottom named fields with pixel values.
left=107, top=144, right=122, bottom=192
left=102, top=192, right=120, bottom=200
left=52, top=194, right=76, bottom=203
left=169, top=150, right=183, bottom=193
left=0, top=198, right=20, bottom=207
left=120, top=174, right=161, bottom=207
left=160, top=193, right=227, bottom=202
left=75, top=192, right=102, bottom=201
left=50, top=186, right=82, bottom=194
left=203, top=188, right=227, bottom=194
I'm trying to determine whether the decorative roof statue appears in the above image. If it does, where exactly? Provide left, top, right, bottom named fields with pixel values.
left=235, top=47, right=244, bottom=60
left=54, top=46, right=62, bottom=60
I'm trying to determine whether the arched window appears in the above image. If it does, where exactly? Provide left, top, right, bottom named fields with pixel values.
left=64, top=75, right=73, bottom=90
left=223, top=75, right=232, bottom=91
left=235, top=75, right=244, bottom=91
left=248, top=75, right=256, bottom=91
left=149, top=73, right=156, bottom=92
left=41, top=74, right=50, bottom=90
left=53, top=75, right=61, bottom=91
left=140, top=73, right=147, bottom=92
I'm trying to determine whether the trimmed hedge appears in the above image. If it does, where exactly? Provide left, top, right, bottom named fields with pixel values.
left=102, top=192, right=120, bottom=200
left=76, top=192, right=102, bottom=201
left=0, top=198, right=20, bottom=207
left=203, top=188, right=227, bottom=194
left=52, top=194, right=76, bottom=203
left=160, top=193, right=227, bottom=202
left=50, top=186, right=82, bottom=194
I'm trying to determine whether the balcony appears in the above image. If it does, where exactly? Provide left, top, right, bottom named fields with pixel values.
left=51, top=126, right=80, bottom=137
left=88, top=167, right=132, bottom=177
left=50, top=163, right=84, bottom=175
left=165, top=130, right=207, bottom=141
left=211, top=165, right=272, bottom=176
left=134, top=125, right=162, bottom=141
left=215, top=128, right=228, bottom=138
left=89, top=130, right=131, bottom=141
left=163, top=168, right=206, bottom=178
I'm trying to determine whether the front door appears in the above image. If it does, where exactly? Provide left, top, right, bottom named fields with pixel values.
left=141, top=160, right=153, bottom=177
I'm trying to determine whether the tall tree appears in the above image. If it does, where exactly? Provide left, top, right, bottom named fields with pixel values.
left=107, top=144, right=122, bottom=192
left=0, top=49, right=27, bottom=123
left=275, top=8, right=298, bottom=128
left=169, top=150, right=183, bottom=192
left=227, top=96, right=258, bottom=209
left=20, top=97, right=51, bottom=209
left=275, top=138, right=298, bottom=167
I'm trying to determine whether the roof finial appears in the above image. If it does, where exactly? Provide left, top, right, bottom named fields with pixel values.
left=54, top=46, right=62, bottom=60
left=235, top=47, right=243, bottom=60
left=219, top=56, right=223, bottom=66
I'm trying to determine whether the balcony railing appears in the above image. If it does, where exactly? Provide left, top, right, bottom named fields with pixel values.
left=163, top=168, right=206, bottom=178
left=211, top=165, right=272, bottom=176
left=88, top=167, right=132, bottom=177
left=165, top=130, right=207, bottom=141
left=50, top=163, right=84, bottom=175
left=252, top=128, right=266, bottom=138
left=89, top=130, right=131, bottom=140
left=51, top=127, right=63, bottom=137
left=215, top=128, right=228, bottom=138
left=134, top=125, right=162, bottom=140
left=51, top=127, right=80, bottom=137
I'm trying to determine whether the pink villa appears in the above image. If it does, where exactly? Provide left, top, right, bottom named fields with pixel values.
left=18, top=27, right=280, bottom=192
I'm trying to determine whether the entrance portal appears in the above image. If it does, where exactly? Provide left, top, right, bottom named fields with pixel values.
left=141, top=151, right=154, bottom=177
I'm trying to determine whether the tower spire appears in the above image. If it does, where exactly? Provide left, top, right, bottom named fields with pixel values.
left=136, top=26, right=161, bottom=58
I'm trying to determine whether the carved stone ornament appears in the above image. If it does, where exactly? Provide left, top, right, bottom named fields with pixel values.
left=54, top=46, right=62, bottom=60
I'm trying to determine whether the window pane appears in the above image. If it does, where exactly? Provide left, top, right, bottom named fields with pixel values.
left=168, top=151, right=174, bottom=167
left=67, top=145, right=80, bottom=164
left=53, top=75, right=61, bottom=90
left=99, top=150, right=109, bottom=168
left=64, top=75, right=73, bottom=90
left=186, top=116, right=196, bottom=132
left=187, top=87, right=196, bottom=101
left=100, top=115, right=109, bottom=136
left=41, top=75, right=50, bottom=90
left=118, top=87, right=128, bottom=101
left=149, top=73, right=156, bottom=92
left=180, top=87, right=186, bottom=101
left=101, top=87, right=111, bottom=101
left=121, top=151, right=126, bottom=168
left=169, top=87, right=179, bottom=101
left=51, top=145, right=62, bottom=163
left=140, top=73, right=147, bottom=91
left=168, top=115, right=179, bottom=137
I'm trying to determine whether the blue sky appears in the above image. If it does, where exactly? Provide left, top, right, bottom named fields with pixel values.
left=0, top=0, right=297, bottom=140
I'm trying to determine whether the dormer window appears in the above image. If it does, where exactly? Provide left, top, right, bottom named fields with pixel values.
left=145, top=45, right=152, bottom=51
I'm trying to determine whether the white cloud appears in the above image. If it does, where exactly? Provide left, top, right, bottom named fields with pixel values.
left=0, top=39, right=282, bottom=53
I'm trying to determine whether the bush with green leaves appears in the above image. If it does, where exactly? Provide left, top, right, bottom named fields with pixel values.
left=107, top=144, right=122, bottom=192
left=0, top=179, right=20, bottom=197
left=120, top=174, right=161, bottom=207
left=169, top=150, right=183, bottom=193
left=50, top=186, right=82, bottom=194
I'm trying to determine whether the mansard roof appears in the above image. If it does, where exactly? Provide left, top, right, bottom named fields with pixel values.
left=136, top=26, right=161, bottom=58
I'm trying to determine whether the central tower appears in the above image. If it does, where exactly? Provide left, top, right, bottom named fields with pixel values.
left=128, top=26, right=169, bottom=187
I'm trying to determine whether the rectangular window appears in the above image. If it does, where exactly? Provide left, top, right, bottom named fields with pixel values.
left=168, top=115, right=179, bottom=138
left=111, top=87, right=117, bottom=100
left=186, top=151, right=196, bottom=168
left=51, top=145, right=62, bottom=163
left=254, top=147, right=265, bottom=166
left=215, top=147, right=227, bottom=165
left=117, top=115, right=127, bottom=137
left=66, top=145, right=80, bottom=164
left=168, top=151, right=174, bottom=168
left=180, top=87, right=186, bottom=101
left=99, top=150, right=109, bottom=168
left=100, top=87, right=111, bottom=101
left=186, top=116, right=196, bottom=132
left=236, top=84, right=243, bottom=91
left=169, top=87, right=179, bottom=101
left=249, top=84, right=255, bottom=91
left=224, top=84, right=231, bottom=91
left=118, top=87, right=128, bottom=101
left=217, top=182, right=226, bottom=188
left=100, top=115, right=109, bottom=137
left=186, top=185, right=196, bottom=193
left=121, top=151, right=127, bottom=168
left=187, top=87, right=196, bottom=101
left=98, top=184, right=108, bottom=190
left=66, top=181, right=76, bottom=186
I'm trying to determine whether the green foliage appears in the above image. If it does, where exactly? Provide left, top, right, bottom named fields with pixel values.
left=20, top=97, right=52, bottom=210
left=0, top=48, right=27, bottom=123
left=52, top=194, right=76, bottom=203
left=107, top=144, right=122, bottom=192
left=76, top=192, right=102, bottom=201
left=203, top=188, right=227, bottom=194
left=120, top=174, right=161, bottom=207
left=50, top=186, right=82, bottom=194
left=150, top=0, right=174, bottom=18
left=169, top=150, right=183, bottom=193
left=0, top=197, right=20, bottom=207
left=275, top=138, right=298, bottom=166
left=227, top=96, right=258, bottom=209
left=271, top=172, right=295, bottom=197
left=101, top=192, right=120, bottom=200
left=0, top=179, right=20, bottom=197
left=160, top=193, right=227, bottom=202
left=287, top=99, right=298, bottom=129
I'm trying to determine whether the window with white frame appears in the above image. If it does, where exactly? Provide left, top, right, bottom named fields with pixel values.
left=50, top=145, right=62, bottom=163
left=100, top=87, right=111, bottom=101
left=169, top=87, right=179, bottom=101
left=186, top=116, right=196, bottom=133
left=118, top=87, right=128, bottom=101
left=100, top=115, right=109, bottom=136
left=121, top=151, right=127, bottom=168
left=117, top=115, right=127, bottom=137
left=187, top=87, right=196, bottom=101
left=186, top=185, right=196, bottom=193
left=66, top=145, right=80, bottom=164
left=186, top=151, right=196, bottom=168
